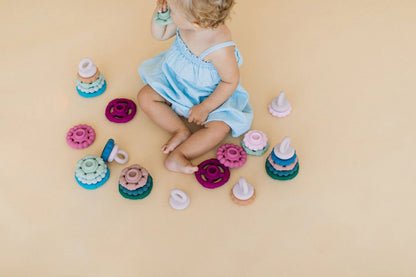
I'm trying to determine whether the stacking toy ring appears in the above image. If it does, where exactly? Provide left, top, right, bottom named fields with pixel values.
left=216, top=144, right=247, bottom=168
left=108, top=144, right=129, bottom=164
left=243, top=130, right=268, bottom=151
left=66, top=124, right=95, bottom=149
left=169, top=189, right=191, bottom=210
left=195, top=159, right=230, bottom=189
left=119, top=164, right=149, bottom=191
left=105, top=98, right=137, bottom=123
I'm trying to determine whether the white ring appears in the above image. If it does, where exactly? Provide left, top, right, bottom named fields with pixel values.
left=169, top=189, right=190, bottom=210
left=78, top=58, right=97, bottom=78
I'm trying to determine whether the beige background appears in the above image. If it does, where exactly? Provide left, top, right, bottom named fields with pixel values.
left=1, top=0, right=415, bottom=276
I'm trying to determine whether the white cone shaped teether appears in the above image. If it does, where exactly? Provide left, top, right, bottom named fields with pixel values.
left=269, top=91, right=292, bottom=117
left=169, top=189, right=190, bottom=210
left=273, top=136, right=295, bottom=160
left=78, top=58, right=97, bottom=78
left=231, top=177, right=256, bottom=205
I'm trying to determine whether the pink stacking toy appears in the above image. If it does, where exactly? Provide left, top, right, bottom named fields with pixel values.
left=66, top=124, right=95, bottom=149
left=269, top=91, right=292, bottom=117
left=119, top=164, right=149, bottom=190
left=243, top=130, right=268, bottom=151
left=216, top=144, right=247, bottom=168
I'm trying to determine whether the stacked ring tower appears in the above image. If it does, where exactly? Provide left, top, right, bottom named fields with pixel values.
left=265, top=136, right=300, bottom=180
left=242, top=130, right=269, bottom=156
left=118, top=164, right=153, bottom=200
left=76, top=58, right=107, bottom=98
left=75, top=155, right=110, bottom=189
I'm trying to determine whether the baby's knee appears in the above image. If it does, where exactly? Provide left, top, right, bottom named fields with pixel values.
left=205, top=121, right=230, bottom=136
left=137, top=85, right=151, bottom=107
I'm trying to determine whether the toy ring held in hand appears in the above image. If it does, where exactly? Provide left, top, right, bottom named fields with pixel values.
left=195, top=159, right=230, bottom=189
left=105, top=98, right=137, bottom=123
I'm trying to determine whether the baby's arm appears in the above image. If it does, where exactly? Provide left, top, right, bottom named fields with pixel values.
left=188, top=47, right=240, bottom=125
left=151, top=0, right=177, bottom=41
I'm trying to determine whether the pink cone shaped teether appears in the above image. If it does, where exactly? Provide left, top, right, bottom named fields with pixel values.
left=216, top=144, right=247, bottom=168
left=66, top=124, right=96, bottom=149
left=243, top=130, right=268, bottom=151
left=269, top=91, right=292, bottom=117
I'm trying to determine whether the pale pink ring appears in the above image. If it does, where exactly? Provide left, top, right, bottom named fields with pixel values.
left=268, top=104, right=292, bottom=117
left=119, top=164, right=149, bottom=191
left=216, top=144, right=247, bottom=168
left=243, top=130, right=268, bottom=151
left=268, top=155, right=298, bottom=171
left=66, top=124, right=95, bottom=149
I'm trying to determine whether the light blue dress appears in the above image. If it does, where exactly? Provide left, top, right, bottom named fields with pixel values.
left=138, top=29, right=253, bottom=137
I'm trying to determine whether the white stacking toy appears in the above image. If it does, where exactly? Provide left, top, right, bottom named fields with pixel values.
left=108, top=144, right=129, bottom=164
left=101, top=139, right=129, bottom=165
left=78, top=58, right=97, bottom=78
left=230, top=177, right=256, bottom=205
left=274, top=136, right=295, bottom=160
left=265, top=136, right=300, bottom=180
left=268, top=91, right=292, bottom=117
left=169, top=189, right=191, bottom=210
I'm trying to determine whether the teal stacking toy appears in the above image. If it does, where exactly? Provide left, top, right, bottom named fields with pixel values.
left=118, top=164, right=153, bottom=200
left=265, top=136, right=300, bottom=180
left=75, top=155, right=110, bottom=189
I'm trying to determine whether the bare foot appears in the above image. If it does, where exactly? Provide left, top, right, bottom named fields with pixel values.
left=164, top=151, right=198, bottom=174
left=161, top=129, right=191, bottom=154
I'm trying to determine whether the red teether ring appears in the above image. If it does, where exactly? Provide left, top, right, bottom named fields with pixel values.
left=195, top=159, right=230, bottom=189
left=105, top=98, right=137, bottom=123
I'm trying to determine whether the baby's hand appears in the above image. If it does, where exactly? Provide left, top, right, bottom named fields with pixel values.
left=156, top=0, right=168, bottom=12
left=188, top=104, right=210, bottom=126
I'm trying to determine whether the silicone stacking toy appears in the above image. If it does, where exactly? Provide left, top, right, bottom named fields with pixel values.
left=66, top=124, right=95, bottom=149
left=265, top=137, right=300, bottom=180
left=76, top=58, right=107, bottom=98
left=101, top=139, right=129, bottom=164
left=231, top=177, right=256, bottom=205
left=105, top=98, right=137, bottom=123
left=269, top=91, right=292, bottom=117
left=242, top=130, right=269, bottom=156
left=169, top=189, right=191, bottom=210
left=216, top=144, right=247, bottom=168
left=75, top=155, right=110, bottom=189
left=118, top=164, right=153, bottom=200
left=153, top=8, right=173, bottom=26
left=195, top=159, right=230, bottom=189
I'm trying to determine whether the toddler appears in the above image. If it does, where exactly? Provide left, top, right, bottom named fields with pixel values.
left=137, top=0, right=253, bottom=174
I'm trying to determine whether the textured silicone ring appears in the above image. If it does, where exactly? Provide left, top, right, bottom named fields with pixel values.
left=66, top=124, right=95, bottom=149
left=216, top=144, right=247, bottom=168
left=105, top=98, right=137, bottom=123
left=195, top=159, right=230, bottom=189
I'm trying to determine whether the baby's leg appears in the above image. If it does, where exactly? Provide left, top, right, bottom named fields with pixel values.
left=164, top=121, right=230, bottom=174
left=137, top=85, right=191, bottom=153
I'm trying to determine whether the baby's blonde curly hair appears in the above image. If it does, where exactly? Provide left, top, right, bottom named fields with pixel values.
left=176, top=0, right=235, bottom=29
